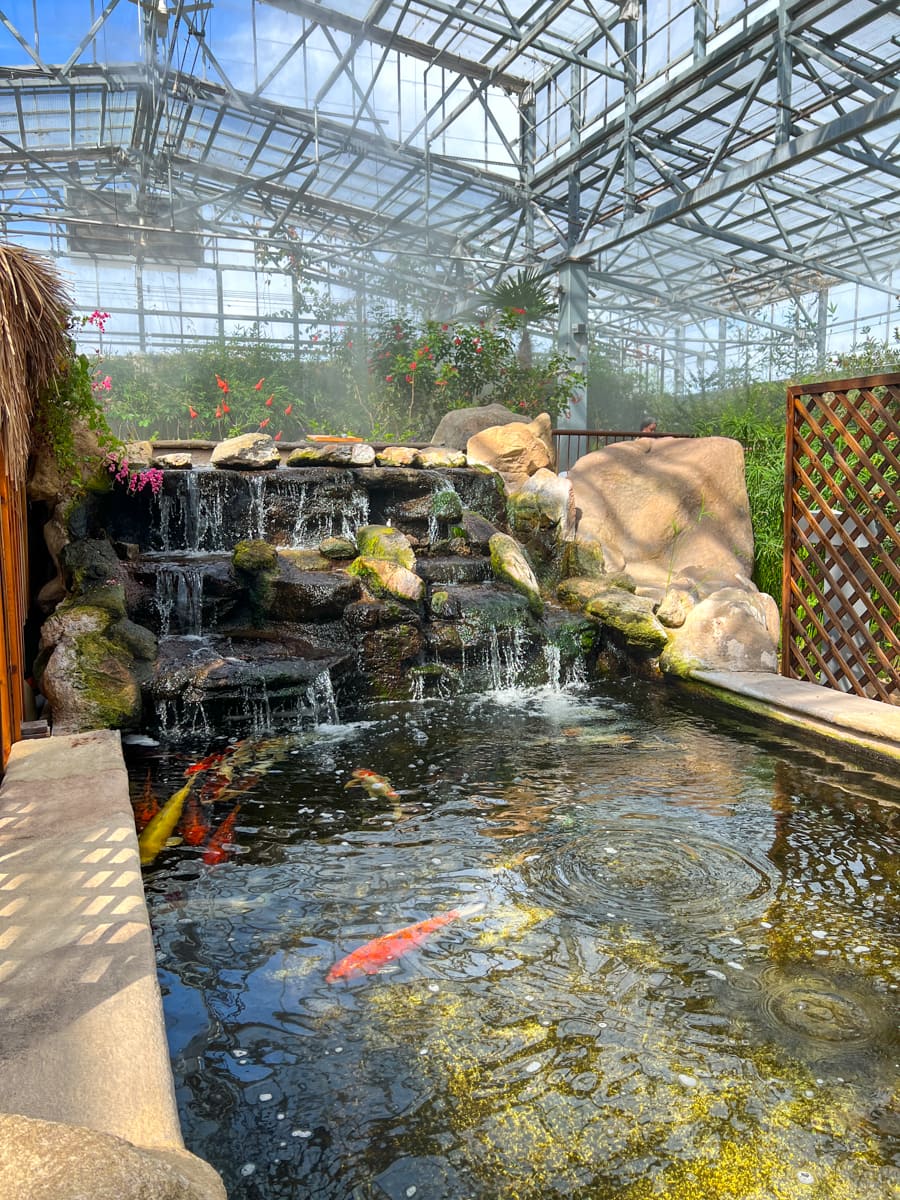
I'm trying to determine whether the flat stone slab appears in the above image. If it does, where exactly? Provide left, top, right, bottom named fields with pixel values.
left=0, top=730, right=224, bottom=1197
left=685, top=670, right=900, bottom=766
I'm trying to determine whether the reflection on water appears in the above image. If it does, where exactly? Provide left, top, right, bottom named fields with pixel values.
left=134, top=680, right=900, bottom=1200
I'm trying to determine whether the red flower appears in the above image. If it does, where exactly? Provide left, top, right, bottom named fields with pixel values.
left=436, top=380, right=448, bottom=387
left=385, top=375, right=393, bottom=383
left=215, top=407, right=223, bottom=419
left=454, top=337, right=461, bottom=346
left=476, top=347, right=482, bottom=354
left=405, top=373, right=413, bottom=383
left=284, top=403, right=293, bottom=415
left=441, top=324, right=449, bottom=331
left=254, top=378, right=265, bottom=391
left=259, top=417, right=270, bottom=428
left=346, top=340, right=353, bottom=348
left=409, top=362, right=417, bottom=371
left=188, top=405, right=198, bottom=419
left=222, top=402, right=231, bottom=413
left=215, top=374, right=229, bottom=394
left=274, top=431, right=283, bottom=442
left=311, top=334, right=319, bottom=342
left=265, top=395, right=273, bottom=406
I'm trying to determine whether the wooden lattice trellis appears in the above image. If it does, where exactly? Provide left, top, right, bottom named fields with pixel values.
left=782, top=371, right=900, bottom=704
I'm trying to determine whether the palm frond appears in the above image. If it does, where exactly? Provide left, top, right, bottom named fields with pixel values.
left=478, top=268, right=556, bottom=321
left=0, top=242, right=71, bottom=481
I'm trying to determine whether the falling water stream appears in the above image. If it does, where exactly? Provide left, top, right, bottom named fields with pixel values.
left=132, top=677, right=899, bottom=1200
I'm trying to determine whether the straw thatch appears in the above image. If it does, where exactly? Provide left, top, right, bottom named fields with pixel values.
left=0, top=242, right=71, bottom=482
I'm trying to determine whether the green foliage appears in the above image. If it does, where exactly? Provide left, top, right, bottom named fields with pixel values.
left=34, top=317, right=118, bottom=484
left=103, top=312, right=580, bottom=445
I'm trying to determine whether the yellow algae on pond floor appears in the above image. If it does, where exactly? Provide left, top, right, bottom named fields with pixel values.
left=472, top=902, right=553, bottom=947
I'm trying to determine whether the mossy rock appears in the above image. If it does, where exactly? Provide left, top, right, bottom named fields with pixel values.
left=431, top=488, right=463, bottom=522
left=488, top=532, right=543, bottom=617
left=585, top=588, right=668, bottom=655
left=41, top=629, right=142, bottom=732
left=561, top=536, right=605, bottom=580
left=109, top=618, right=158, bottom=661
left=347, top=556, right=424, bottom=604
left=428, top=589, right=457, bottom=618
left=318, top=536, right=358, bottom=560
left=355, top=525, right=416, bottom=570
left=233, top=539, right=278, bottom=573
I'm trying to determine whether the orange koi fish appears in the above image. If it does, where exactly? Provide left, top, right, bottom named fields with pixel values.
left=326, top=902, right=483, bottom=983
left=344, top=767, right=399, bottom=800
left=180, top=791, right=210, bottom=846
left=133, top=770, right=159, bottom=833
left=203, top=805, right=241, bottom=865
left=184, top=747, right=232, bottom=778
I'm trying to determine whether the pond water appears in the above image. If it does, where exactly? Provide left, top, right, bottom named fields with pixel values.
left=132, top=679, right=900, bottom=1200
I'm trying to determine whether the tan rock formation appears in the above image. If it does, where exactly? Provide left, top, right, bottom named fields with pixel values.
left=466, top=420, right=551, bottom=490
left=568, top=436, right=754, bottom=588
left=210, top=433, right=281, bottom=469
left=659, top=586, right=780, bottom=675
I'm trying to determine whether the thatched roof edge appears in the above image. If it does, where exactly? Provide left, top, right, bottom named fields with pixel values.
left=0, top=242, right=71, bottom=482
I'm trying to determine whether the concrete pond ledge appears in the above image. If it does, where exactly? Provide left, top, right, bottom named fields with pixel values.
left=678, top=669, right=900, bottom=767
left=0, top=729, right=225, bottom=1200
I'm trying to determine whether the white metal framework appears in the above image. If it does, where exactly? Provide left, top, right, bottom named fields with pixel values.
left=0, top=1, right=897, bottom=385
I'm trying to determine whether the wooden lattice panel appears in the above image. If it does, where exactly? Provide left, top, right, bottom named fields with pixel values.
left=782, top=372, right=900, bottom=704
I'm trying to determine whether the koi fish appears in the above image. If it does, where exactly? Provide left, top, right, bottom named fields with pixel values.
left=184, top=747, right=232, bottom=778
left=180, top=791, right=210, bottom=846
left=139, top=779, right=194, bottom=866
left=326, top=902, right=483, bottom=983
left=132, top=770, right=159, bottom=833
left=344, top=767, right=399, bottom=800
left=203, top=805, right=241, bottom=865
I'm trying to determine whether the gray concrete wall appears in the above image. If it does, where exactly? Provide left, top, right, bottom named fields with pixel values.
left=0, top=729, right=224, bottom=1199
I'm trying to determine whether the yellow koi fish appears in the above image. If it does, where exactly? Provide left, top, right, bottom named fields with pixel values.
left=138, top=779, right=194, bottom=866
left=344, top=768, right=399, bottom=800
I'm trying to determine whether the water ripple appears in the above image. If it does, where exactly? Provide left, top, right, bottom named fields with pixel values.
left=522, top=821, right=773, bottom=929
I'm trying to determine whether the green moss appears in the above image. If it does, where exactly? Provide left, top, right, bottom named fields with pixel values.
left=233, top=538, right=278, bottom=573
left=432, top=488, right=463, bottom=522
left=76, top=631, right=142, bottom=727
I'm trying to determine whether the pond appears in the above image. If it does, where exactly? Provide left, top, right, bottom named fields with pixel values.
left=131, top=678, right=899, bottom=1200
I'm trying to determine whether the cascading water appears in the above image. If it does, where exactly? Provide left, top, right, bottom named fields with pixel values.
left=153, top=564, right=204, bottom=636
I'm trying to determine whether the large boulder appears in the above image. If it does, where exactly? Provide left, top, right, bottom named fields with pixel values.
left=466, top=419, right=552, bottom=490
left=210, top=433, right=281, bottom=470
left=659, top=586, right=780, bottom=676
left=432, top=403, right=522, bottom=450
left=568, top=436, right=754, bottom=589
left=488, top=532, right=543, bottom=616
left=37, top=604, right=144, bottom=733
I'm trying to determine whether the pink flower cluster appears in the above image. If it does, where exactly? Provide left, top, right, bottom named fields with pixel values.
left=91, top=374, right=112, bottom=394
left=88, top=310, right=111, bottom=334
left=105, top=453, right=164, bottom=496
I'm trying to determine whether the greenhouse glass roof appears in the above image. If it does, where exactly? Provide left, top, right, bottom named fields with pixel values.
left=0, top=0, right=897, bottom=359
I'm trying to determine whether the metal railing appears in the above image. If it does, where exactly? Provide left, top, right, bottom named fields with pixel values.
left=551, top=428, right=694, bottom=472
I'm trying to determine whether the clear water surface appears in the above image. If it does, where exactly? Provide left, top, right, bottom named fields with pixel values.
left=132, top=679, right=900, bottom=1200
